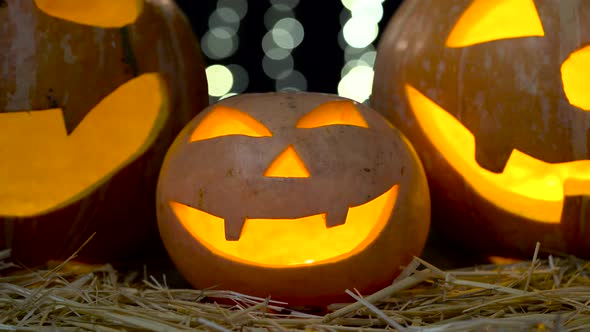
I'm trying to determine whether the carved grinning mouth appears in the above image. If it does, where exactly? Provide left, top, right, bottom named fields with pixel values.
left=406, top=85, right=590, bottom=223
left=169, top=184, right=399, bottom=268
left=0, top=73, right=167, bottom=217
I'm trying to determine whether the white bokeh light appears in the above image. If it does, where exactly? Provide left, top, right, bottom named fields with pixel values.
left=272, top=18, right=304, bottom=49
left=206, top=65, right=234, bottom=97
left=262, top=2, right=304, bottom=89
left=338, top=0, right=385, bottom=103
left=217, top=0, right=248, bottom=19
left=270, top=0, right=299, bottom=9
left=350, top=0, right=383, bottom=23
left=262, top=31, right=292, bottom=60
left=360, top=50, right=377, bottom=67
left=340, top=59, right=371, bottom=77
left=342, top=18, right=379, bottom=48
left=341, top=0, right=357, bottom=10
left=208, top=7, right=240, bottom=33
left=264, top=5, right=294, bottom=29
left=219, top=92, right=239, bottom=100
left=338, top=66, right=374, bottom=102
left=227, top=64, right=249, bottom=93
left=276, top=70, right=307, bottom=91
left=201, top=27, right=238, bottom=59
left=216, top=7, right=241, bottom=23
left=202, top=0, right=250, bottom=99
left=262, top=54, right=294, bottom=79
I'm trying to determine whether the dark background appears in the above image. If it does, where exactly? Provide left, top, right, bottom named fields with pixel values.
left=173, top=0, right=404, bottom=102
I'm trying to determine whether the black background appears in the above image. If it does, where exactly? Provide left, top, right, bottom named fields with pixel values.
left=173, top=0, right=404, bottom=95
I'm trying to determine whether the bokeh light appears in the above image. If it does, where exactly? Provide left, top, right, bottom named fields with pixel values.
left=206, top=64, right=234, bottom=97
left=262, top=54, right=294, bottom=79
left=262, top=30, right=292, bottom=60
left=208, top=7, right=240, bottom=33
left=272, top=18, right=304, bottom=49
left=264, top=4, right=294, bottom=29
left=226, top=64, right=249, bottom=93
left=197, top=0, right=389, bottom=101
left=262, top=1, right=305, bottom=92
left=338, top=66, right=374, bottom=103
left=201, top=0, right=249, bottom=101
left=217, top=0, right=247, bottom=19
left=343, top=18, right=378, bottom=48
left=219, top=92, right=239, bottom=100
left=350, top=0, right=383, bottom=23
left=270, top=0, right=299, bottom=9
left=201, top=27, right=238, bottom=59
left=276, top=70, right=307, bottom=92
left=338, top=0, right=386, bottom=103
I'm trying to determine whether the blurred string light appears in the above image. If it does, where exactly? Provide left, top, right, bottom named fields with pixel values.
left=338, top=0, right=385, bottom=103
left=262, top=0, right=307, bottom=92
left=202, top=0, right=249, bottom=102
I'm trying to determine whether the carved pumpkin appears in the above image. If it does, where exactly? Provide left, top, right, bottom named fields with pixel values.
left=372, top=0, right=590, bottom=258
left=0, top=0, right=208, bottom=265
left=156, top=92, right=430, bottom=306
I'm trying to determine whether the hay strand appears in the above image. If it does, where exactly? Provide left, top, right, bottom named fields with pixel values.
left=1, top=248, right=588, bottom=331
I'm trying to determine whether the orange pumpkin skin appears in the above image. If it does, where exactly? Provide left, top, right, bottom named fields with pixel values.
left=0, top=0, right=208, bottom=265
left=157, top=93, right=430, bottom=306
left=371, top=0, right=590, bottom=258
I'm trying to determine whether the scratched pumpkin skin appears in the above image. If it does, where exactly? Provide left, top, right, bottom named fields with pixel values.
left=372, top=0, right=590, bottom=258
left=0, top=0, right=208, bottom=265
left=157, top=92, right=430, bottom=306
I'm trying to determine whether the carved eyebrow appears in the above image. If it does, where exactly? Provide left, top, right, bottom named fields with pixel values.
left=34, top=0, right=142, bottom=28
left=296, top=100, right=369, bottom=129
left=446, top=0, right=544, bottom=48
left=190, top=106, right=273, bottom=142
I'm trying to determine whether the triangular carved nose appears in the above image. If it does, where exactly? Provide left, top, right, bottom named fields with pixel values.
left=264, top=145, right=310, bottom=178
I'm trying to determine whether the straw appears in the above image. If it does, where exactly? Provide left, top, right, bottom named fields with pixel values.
left=1, top=244, right=588, bottom=331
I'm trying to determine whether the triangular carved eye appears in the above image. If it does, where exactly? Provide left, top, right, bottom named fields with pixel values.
left=296, top=101, right=369, bottom=129
left=190, top=106, right=272, bottom=142
left=446, top=0, right=544, bottom=48
left=34, top=0, right=142, bottom=27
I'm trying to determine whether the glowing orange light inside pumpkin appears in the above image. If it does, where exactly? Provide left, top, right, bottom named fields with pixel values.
left=296, top=100, right=369, bottom=128
left=0, top=73, right=167, bottom=217
left=264, top=145, right=310, bottom=178
left=446, top=0, right=544, bottom=48
left=34, top=0, right=142, bottom=27
left=190, top=106, right=273, bottom=142
left=405, top=84, right=590, bottom=223
left=169, top=184, right=398, bottom=267
left=561, top=46, right=590, bottom=111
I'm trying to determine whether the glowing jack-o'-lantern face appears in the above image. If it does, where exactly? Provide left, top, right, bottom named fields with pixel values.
left=0, top=0, right=208, bottom=265
left=1, top=74, right=167, bottom=217
left=157, top=93, right=430, bottom=305
left=372, top=0, right=590, bottom=258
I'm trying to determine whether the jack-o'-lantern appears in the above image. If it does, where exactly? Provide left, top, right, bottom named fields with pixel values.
left=0, top=0, right=208, bottom=265
left=372, top=0, right=590, bottom=258
left=157, top=93, right=430, bottom=306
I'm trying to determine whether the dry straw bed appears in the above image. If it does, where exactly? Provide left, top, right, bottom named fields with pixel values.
left=1, top=244, right=589, bottom=332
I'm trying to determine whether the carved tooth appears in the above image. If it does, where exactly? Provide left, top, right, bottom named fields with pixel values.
left=474, top=137, right=512, bottom=173
left=325, top=207, right=349, bottom=228
left=223, top=216, right=246, bottom=241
